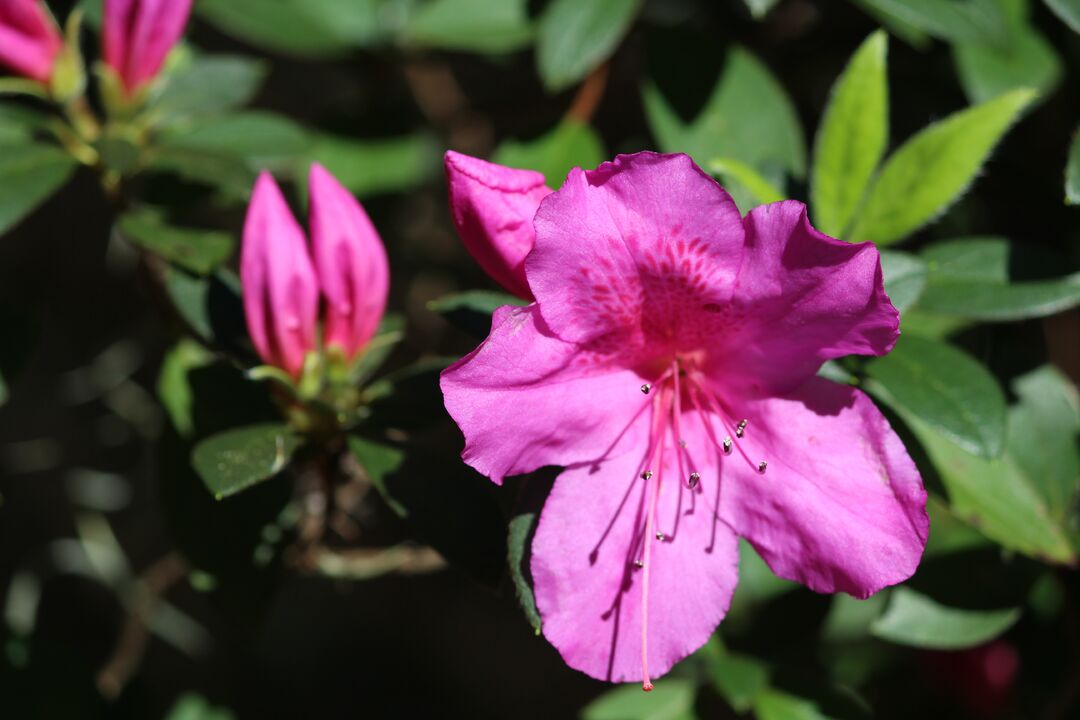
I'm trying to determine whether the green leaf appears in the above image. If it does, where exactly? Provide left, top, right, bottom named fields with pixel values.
left=428, top=289, right=527, bottom=336
left=644, top=47, right=805, bottom=186
left=165, top=692, right=236, bottom=720
left=865, top=334, right=1006, bottom=458
left=879, top=250, right=927, bottom=313
left=582, top=679, right=696, bottom=720
left=347, top=315, right=405, bottom=386
left=708, top=157, right=786, bottom=210
left=536, top=0, right=641, bottom=92
left=404, top=0, right=533, bottom=54
left=303, top=133, right=438, bottom=199
left=854, top=0, right=1008, bottom=44
left=1044, top=0, right=1080, bottom=33
left=119, top=208, right=234, bottom=275
left=192, top=423, right=301, bottom=499
left=727, top=539, right=797, bottom=620
left=743, top=0, right=781, bottom=19
left=847, top=89, right=1035, bottom=245
left=870, top=588, right=1020, bottom=649
left=0, top=369, right=7, bottom=407
left=507, top=512, right=542, bottom=634
left=1067, top=126, right=1080, bottom=204
left=347, top=436, right=407, bottom=516
left=811, top=30, right=889, bottom=237
left=158, top=339, right=214, bottom=436
left=0, top=144, right=78, bottom=237
left=149, top=53, right=269, bottom=125
left=493, top=120, right=605, bottom=185
left=0, top=105, right=49, bottom=143
left=158, top=111, right=312, bottom=173
left=753, top=690, right=830, bottom=720
left=701, top=640, right=769, bottom=713
left=917, top=237, right=1080, bottom=321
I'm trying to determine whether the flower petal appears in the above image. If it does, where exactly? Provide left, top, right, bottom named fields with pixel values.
left=240, top=172, right=319, bottom=377
left=445, top=150, right=551, bottom=300
left=718, top=378, right=927, bottom=598
left=532, top=415, right=739, bottom=683
left=527, top=152, right=745, bottom=349
left=309, top=162, right=389, bottom=360
left=715, top=200, right=899, bottom=394
left=440, top=304, right=649, bottom=484
left=0, top=0, right=62, bottom=83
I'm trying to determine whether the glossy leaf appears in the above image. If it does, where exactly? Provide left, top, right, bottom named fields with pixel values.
left=854, top=0, right=1008, bottom=44
left=870, top=588, right=1020, bottom=649
left=507, top=512, right=542, bottom=634
left=347, top=435, right=407, bottom=517
left=1067, top=126, right=1080, bottom=204
left=703, top=640, right=769, bottom=713
left=0, top=145, right=78, bottom=237
left=404, top=0, right=533, bottom=54
left=879, top=250, right=927, bottom=313
left=1045, top=0, right=1080, bottom=33
left=192, top=423, right=301, bottom=499
left=866, top=334, right=1006, bottom=458
left=158, top=112, right=312, bottom=174
left=158, top=340, right=214, bottom=437
left=753, top=690, right=829, bottom=720
left=149, top=54, right=269, bottom=125
left=119, top=209, right=234, bottom=275
left=536, top=0, right=641, bottom=92
left=848, top=89, right=1034, bottom=245
left=493, top=120, right=604, bottom=185
left=811, top=30, right=889, bottom=237
left=582, top=679, right=696, bottom=720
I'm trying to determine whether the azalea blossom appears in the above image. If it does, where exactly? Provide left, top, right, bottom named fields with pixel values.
left=241, top=164, right=388, bottom=378
left=103, top=0, right=193, bottom=96
left=440, top=152, right=928, bottom=689
left=0, top=0, right=62, bottom=85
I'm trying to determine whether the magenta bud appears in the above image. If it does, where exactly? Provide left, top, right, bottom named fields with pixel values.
left=103, top=0, right=192, bottom=95
left=0, top=0, right=63, bottom=84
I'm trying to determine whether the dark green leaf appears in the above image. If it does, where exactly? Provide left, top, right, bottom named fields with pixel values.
left=848, top=89, right=1034, bottom=245
left=0, top=105, right=48, bottom=143
left=870, top=588, right=1020, bottom=649
left=347, top=435, right=407, bottom=516
left=507, top=512, right=542, bottom=634
left=0, top=144, right=78, bottom=236
left=708, top=157, right=786, bottom=211
left=536, top=0, right=641, bottom=92
left=165, top=693, right=236, bottom=720
left=158, top=111, right=312, bottom=173
left=753, top=690, right=830, bottom=720
left=0, top=369, right=7, bottom=406
left=149, top=53, right=269, bottom=124
left=582, top=679, right=696, bottom=720
left=192, top=423, right=302, bottom=499
left=303, top=133, right=438, bottom=199
left=865, top=334, right=1006, bottom=458
left=702, top=640, right=769, bottom=713
left=1044, top=0, right=1080, bottom=33
left=854, top=0, right=1008, bottom=44
left=954, top=21, right=1061, bottom=104
left=811, top=30, right=889, bottom=237
left=743, top=0, right=781, bottom=19
left=822, top=592, right=891, bottom=644
left=404, top=0, right=533, bottom=53
left=1067, top=126, right=1080, bottom=204
left=348, top=315, right=405, bottom=386
left=493, top=120, right=605, bottom=185
left=119, top=208, right=234, bottom=275
left=879, top=250, right=927, bottom=313
left=158, top=340, right=215, bottom=437
left=428, top=290, right=526, bottom=336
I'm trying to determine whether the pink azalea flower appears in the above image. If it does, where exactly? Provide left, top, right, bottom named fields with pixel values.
left=444, top=150, right=553, bottom=300
left=103, top=0, right=193, bottom=96
left=241, top=165, right=388, bottom=378
left=0, top=0, right=62, bottom=84
left=440, top=152, right=928, bottom=688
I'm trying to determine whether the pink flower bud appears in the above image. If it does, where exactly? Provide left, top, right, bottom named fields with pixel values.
left=241, top=173, right=320, bottom=378
left=103, top=0, right=192, bottom=95
left=308, top=163, right=389, bottom=361
left=0, top=0, right=62, bottom=84
left=444, top=150, right=552, bottom=300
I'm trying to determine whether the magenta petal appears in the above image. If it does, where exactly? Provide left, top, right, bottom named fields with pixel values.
left=440, top=304, right=649, bottom=484
left=0, top=0, right=62, bottom=83
left=104, top=0, right=192, bottom=94
left=308, top=163, right=389, bottom=360
left=528, top=152, right=745, bottom=348
left=240, top=173, right=320, bottom=378
left=444, top=151, right=551, bottom=300
left=719, top=378, right=928, bottom=598
left=532, top=416, right=739, bottom=683
left=716, top=200, right=899, bottom=394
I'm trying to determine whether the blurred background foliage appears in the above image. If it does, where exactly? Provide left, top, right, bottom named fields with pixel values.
left=1, top=0, right=1080, bottom=718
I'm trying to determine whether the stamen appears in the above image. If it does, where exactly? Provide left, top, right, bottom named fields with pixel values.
left=688, top=472, right=700, bottom=488
left=640, top=470, right=653, bottom=480
left=758, top=461, right=768, bottom=474
left=641, top=384, right=651, bottom=395
left=655, top=531, right=665, bottom=541
left=736, top=419, right=748, bottom=438
left=633, top=559, right=644, bottom=568
left=722, top=437, right=732, bottom=454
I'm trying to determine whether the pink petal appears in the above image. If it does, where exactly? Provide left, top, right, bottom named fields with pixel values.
left=240, top=172, right=320, bottom=378
left=532, top=414, right=739, bottom=683
left=308, top=163, right=389, bottom=360
left=0, top=0, right=62, bottom=83
left=527, top=152, right=745, bottom=352
left=717, top=378, right=927, bottom=598
left=714, top=200, right=899, bottom=394
left=440, top=304, right=650, bottom=484
left=444, top=150, right=551, bottom=300
left=104, top=0, right=192, bottom=94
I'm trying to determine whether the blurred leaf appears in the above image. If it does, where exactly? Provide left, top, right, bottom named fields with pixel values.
left=348, top=315, right=406, bottom=386
left=164, top=692, right=236, bottom=720
left=1067, top=126, right=1080, bottom=204
left=303, top=133, right=438, bottom=199
left=865, top=334, right=1006, bottom=458
left=822, top=592, right=890, bottom=644
left=158, top=111, right=312, bottom=174
left=854, top=0, right=1008, bottom=44
left=1007, top=366, right=1080, bottom=525
left=0, top=369, right=7, bottom=406
left=162, top=268, right=247, bottom=355
left=918, top=237, right=1080, bottom=320
left=870, top=588, right=1020, bottom=649
left=708, top=157, right=786, bottom=210
left=428, top=290, right=527, bottom=336
left=0, top=105, right=48, bottom=143
left=582, top=679, right=696, bottom=720
left=644, top=47, right=805, bottom=188
left=852, top=0, right=931, bottom=48
left=192, top=423, right=302, bottom=500
left=743, top=0, right=781, bottom=19
left=347, top=435, right=407, bottom=516
left=493, top=120, right=604, bottom=185
left=0, top=144, right=78, bottom=236
left=147, top=146, right=257, bottom=196
left=507, top=511, right=542, bottom=634
left=702, top=640, right=769, bottom=713
left=149, top=53, right=269, bottom=125
left=923, top=494, right=992, bottom=557
left=811, top=30, right=889, bottom=237
left=847, top=89, right=1034, bottom=245
left=753, top=690, right=830, bottom=720
left=1044, top=0, right=1080, bottom=32
left=537, top=0, right=642, bottom=92
left=119, top=208, right=234, bottom=275
left=953, top=1, right=1061, bottom=104
left=879, top=250, right=927, bottom=313
left=158, top=340, right=214, bottom=437
left=404, top=0, right=533, bottom=53
left=727, top=539, right=797, bottom=620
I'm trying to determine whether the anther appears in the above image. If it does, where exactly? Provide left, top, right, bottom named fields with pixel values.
left=678, top=439, right=687, bottom=448
left=688, top=472, right=700, bottom=488
left=641, top=470, right=653, bottom=480
left=722, top=437, right=732, bottom=454
left=640, top=384, right=651, bottom=395
left=634, top=559, right=644, bottom=568
left=736, top=419, right=748, bottom=438
left=655, top=532, right=665, bottom=541
left=758, top=460, right=768, bottom=474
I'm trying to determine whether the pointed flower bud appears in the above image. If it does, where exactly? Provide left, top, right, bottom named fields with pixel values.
left=0, top=0, right=62, bottom=84
left=308, top=163, right=389, bottom=362
left=103, top=0, right=192, bottom=96
left=241, top=173, right=320, bottom=379
left=444, top=150, right=552, bottom=300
